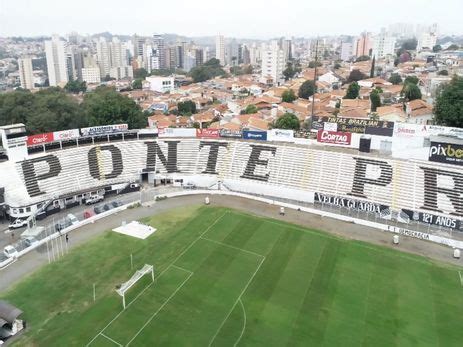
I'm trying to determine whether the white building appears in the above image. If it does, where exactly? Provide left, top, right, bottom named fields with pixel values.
left=417, top=32, right=437, bottom=51
left=146, top=76, right=175, bottom=93
left=152, top=35, right=166, bottom=69
left=260, top=40, right=286, bottom=86
left=18, top=57, right=34, bottom=90
left=110, top=37, right=127, bottom=68
left=215, top=35, right=225, bottom=65
left=372, top=28, right=396, bottom=58
left=340, top=41, right=354, bottom=61
left=45, top=36, right=69, bottom=86
left=96, top=37, right=111, bottom=78
left=81, top=67, right=101, bottom=84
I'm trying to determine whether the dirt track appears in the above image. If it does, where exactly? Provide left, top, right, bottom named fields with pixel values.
left=1, top=193, right=462, bottom=294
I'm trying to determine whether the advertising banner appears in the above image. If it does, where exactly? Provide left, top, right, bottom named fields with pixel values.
left=267, top=129, right=294, bottom=142
left=27, top=132, right=54, bottom=146
left=53, top=129, right=80, bottom=141
left=219, top=129, right=242, bottom=138
left=311, top=116, right=394, bottom=135
left=158, top=128, right=196, bottom=138
left=429, top=141, right=463, bottom=166
left=323, top=122, right=338, bottom=132
left=314, top=192, right=392, bottom=218
left=400, top=208, right=461, bottom=230
left=242, top=130, right=267, bottom=141
left=317, top=130, right=351, bottom=145
left=80, top=124, right=128, bottom=137
left=196, top=129, right=220, bottom=138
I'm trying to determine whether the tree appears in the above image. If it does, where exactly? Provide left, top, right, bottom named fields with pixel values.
left=370, top=55, right=376, bottom=78
left=243, top=104, right=258, bottom=114
left=334, top=63, right=341, bottom=69
left=132, top=78, right=143, bottom=90
left=308, top=61, right=322, bottom=68
left=370, top=89, right=381, bottom=111
left=438, top=70, right=449, bottom=76
left=347, top=69, right=367, bottom=83
left=274, top=113, right=300, bottom=130
left=433, top=44, right=442, bottom=53
left=281, top=89, right=297, bottom=103
left=298, top=80, right=316, bottom=99
left=177, top=100, right=197, bottom=115
left=447, top=44, right=459, bottom=50
left=402, top=83, right=422, bottom=101
left=133, top=68, right=148, bottom=79
left=189, top=58, right=226, bottom=83
left=388, top=73, right=402, bottom=85
left=64, top=78, right=87, bottom=94
left=356, top=55, right=370, bottom=62
left=401, top=38, right=418, bottom=51
left=283, top=63, right=296, bottom=80
left=82, top=86, right=146, bottom=129
left=344, top=82, right=360, bottom=99
left=403, top=76, right=419, bottom=85
left=0, top=89, right=35, bottom=126
left=433, top=76, right=463, bottom=127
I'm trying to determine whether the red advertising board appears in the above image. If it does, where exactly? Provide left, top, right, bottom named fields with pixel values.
left=317, top=130, right=351, bottom=145
left=27, top=132, right=54, bottom=146
left=196, top=128, right=220, bottom=138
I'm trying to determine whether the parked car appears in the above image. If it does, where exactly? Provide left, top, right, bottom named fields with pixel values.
left=85, top=195, right=104, bottom=205
left=24, top=236, right=39, bottom=247
left=94, top=205, right=105, bottom=214
left=111, top=200, right=123, bottom=208
left=3, top=245, right=18, bottom=258
left=103, top=204, right=112, bottom=211
left=8, top=219, right=27, bottom=229
left=67, top=213, right=79, bottom=225
left=55, top=220, right=71, bottom=232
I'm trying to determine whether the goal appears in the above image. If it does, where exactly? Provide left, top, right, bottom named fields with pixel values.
left=116, top=264, right=154, bottom=309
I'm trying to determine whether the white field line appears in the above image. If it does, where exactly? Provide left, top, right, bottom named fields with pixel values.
left=126, top=270, right=194, bottom=346
left=208, top=255, right=266, bottom=347
left=200, top=236, right=265, bottom=258
left=459, top=271, right=463, bottom=287
left=234, top=299, right=247, bottom=347
left=100, top=333, right=122, bottom=346
left=86, top=212, right=227, bottom=347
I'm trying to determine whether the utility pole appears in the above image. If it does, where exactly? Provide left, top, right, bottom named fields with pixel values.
left=311, top=38, right=319, bottom=118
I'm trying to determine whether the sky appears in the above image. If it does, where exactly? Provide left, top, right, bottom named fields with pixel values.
left=0, top=0, right=462, bottom=38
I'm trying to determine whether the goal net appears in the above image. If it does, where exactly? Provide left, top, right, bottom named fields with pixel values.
left=116, top=264, right=154, bottom=309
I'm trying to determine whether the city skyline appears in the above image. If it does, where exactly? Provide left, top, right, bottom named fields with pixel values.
left=1, top=0, right=462, bottom=38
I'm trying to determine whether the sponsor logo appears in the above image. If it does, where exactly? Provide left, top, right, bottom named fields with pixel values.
left=314, top=192, right=388, bottom=214
left=81, top=124, right=128, bottom=136
left=196, top=129, right=219, bottom=138
left=429, top=141, right=463, bottom=165
left=317, top=130, right=351, bottom=145
left=27, top=133, right=54, bottom=146
left=53, top=129, right=79, bottom=141
left=243, top=131, right=267, bottom=140
left=387, top=226, right=431, bottom=240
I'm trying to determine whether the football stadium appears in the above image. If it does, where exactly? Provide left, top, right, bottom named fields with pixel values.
left=0, top=121, right=463, bottom=346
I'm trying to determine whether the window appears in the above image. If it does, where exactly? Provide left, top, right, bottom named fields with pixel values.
left=19, top=208, right=24, bottom=213
left=26, top=207, right=31, bottom=212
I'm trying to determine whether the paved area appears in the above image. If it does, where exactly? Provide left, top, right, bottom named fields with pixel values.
left=1, top=193, right=462, bottom=294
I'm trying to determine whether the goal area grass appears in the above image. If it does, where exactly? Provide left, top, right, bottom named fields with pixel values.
left=2, top=205, right=463, bottom=346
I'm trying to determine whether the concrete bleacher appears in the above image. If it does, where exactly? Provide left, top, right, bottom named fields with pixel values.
left=1, top=138, right=461, bottom=225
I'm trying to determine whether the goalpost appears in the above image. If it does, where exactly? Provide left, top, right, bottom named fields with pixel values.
left=116, top=264, right=154, bottom=309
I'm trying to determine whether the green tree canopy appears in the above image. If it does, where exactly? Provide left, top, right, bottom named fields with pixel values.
left=404, top=76, right=419, bottom=85
left=401, top=38, right=418, bottom=51
left=344, top=82, right=360, bottom=99
left=82, top=86, right=146, bottom=129
left=402, top=83, right=422, bottom=101
left=355, top=55, right=371, bottom=62
left=274, top=113, right=300, bottom=130
left=281, top=89, right=297, bottom=103
left=433, top=76, right=463, bottom=127
left=388, top=73, right=402, bottom=85
left=433, top=45, right=442, bottom=53
left=370, top=89, right=381, bottom=112
left=64, top=78, right=87, bottom=94
left=347, top=69, right=367, bottom=83
left=438, top=70, right=449, bottom=76
left=243, top=104, right=258, bottom=114
left=132, top=78, right=143, bottom=90
left=189, top=58, right=226, bottom=83
left=298, top=80, right=316, bottom=99
left=133, top=68, right=148, bottom=79
left=308, top=61, right=322, bottom=68
left=177, top=100, right=197, bottom=115
left=447, top=44, right=459, bottom=50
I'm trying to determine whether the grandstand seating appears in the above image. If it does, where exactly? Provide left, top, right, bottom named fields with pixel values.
left=0, top=138, right=462, bottom=224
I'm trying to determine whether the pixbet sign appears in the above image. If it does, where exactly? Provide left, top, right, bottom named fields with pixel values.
left=317, top=130, right=351, bottom=145
left=429, top=141, right=463, bottom=166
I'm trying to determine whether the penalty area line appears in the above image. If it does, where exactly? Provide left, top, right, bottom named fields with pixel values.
left=100, top=333, right=123, bottom=346
left=458, top=271, right=463, bottom=287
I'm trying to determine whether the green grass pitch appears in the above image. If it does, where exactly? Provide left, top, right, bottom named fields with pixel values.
left=2, top=205, right=463, bottom=346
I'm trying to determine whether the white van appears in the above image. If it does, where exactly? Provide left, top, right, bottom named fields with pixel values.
left=67, top=213, right=79, bottom=225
